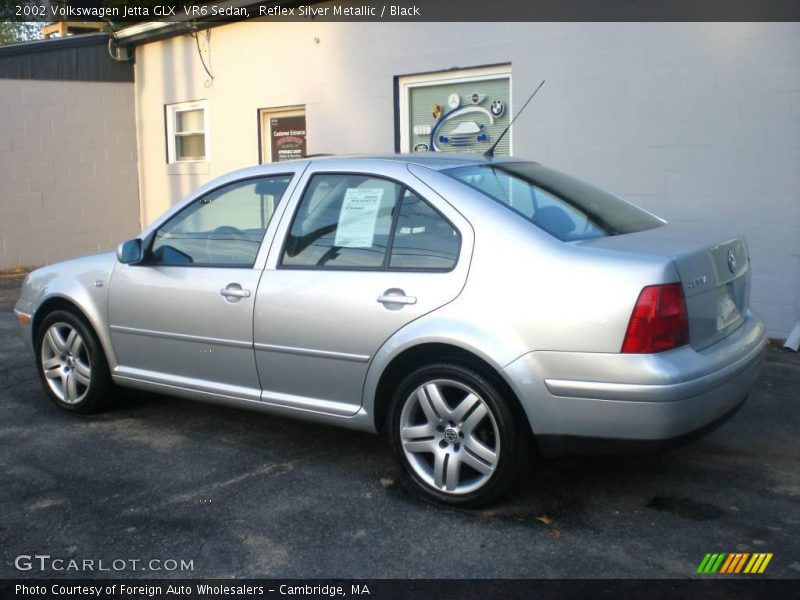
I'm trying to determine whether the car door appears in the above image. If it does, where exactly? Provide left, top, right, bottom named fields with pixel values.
left=108, top=171, right=299, bottom=399
left=253, top=159, right=473, bottom=416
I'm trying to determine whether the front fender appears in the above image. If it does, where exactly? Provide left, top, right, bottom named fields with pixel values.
left=20, top=252, right=118, bottom=368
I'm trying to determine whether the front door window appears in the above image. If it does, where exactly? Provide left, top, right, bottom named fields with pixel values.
left=150, top=175, right=292, bottom=267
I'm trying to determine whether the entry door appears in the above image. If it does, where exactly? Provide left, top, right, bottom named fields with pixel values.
left=108, top=174, right=294, bottom=398
left=253, top=163, right=472, bottom=415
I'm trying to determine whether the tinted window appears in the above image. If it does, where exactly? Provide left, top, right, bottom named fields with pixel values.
left=150, top=175, right=291, bottom=266
left=282, top=174, right=401, bottom=268
left=445, top=163, right=662, bottom=241
left=390, top=190, right=460, bottom=269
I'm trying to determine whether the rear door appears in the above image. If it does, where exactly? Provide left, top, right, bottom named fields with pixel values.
left=253, top=159, right=473, bottom=415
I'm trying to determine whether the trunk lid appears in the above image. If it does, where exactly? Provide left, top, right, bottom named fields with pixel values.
left=580, top=224, right=750, bottom=350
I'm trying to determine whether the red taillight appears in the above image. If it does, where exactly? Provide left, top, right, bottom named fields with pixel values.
left=621, top=283, right=689, bottom=353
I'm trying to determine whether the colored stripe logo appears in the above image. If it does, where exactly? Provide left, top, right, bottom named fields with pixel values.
left=697, top=553, right=773, bottom=574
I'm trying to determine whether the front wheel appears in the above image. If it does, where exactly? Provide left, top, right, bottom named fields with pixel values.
left=387, top=363, right=527, bottom=507
left=35, top=309, right=113, bottom=414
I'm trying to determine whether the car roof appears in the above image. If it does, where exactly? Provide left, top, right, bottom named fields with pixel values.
left=194, top=153, right=533, bottom=203
left=285, top=153, right=525, bottom=171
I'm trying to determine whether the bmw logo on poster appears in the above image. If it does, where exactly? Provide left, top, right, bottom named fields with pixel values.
left=270, top=115, right=307, bottom=161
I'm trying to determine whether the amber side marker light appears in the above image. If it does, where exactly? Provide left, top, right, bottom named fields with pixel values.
left=17, top=313, right=31, bottom=324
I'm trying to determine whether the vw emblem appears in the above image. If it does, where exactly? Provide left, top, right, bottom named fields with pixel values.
left=444, top=428, right=459, bottom=444
left=727, top=250, right=738, bottom=274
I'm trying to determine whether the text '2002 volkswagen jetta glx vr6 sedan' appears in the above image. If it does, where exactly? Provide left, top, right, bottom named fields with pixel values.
left=15, top=154, right=766, bottom=506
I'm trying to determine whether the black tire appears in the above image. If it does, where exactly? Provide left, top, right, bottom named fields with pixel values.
left=387, top=362, right=529, bottom=508
left=34, top=309, right=114, bottom=414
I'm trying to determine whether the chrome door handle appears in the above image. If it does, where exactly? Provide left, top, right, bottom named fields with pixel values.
left=377, top=290, right=417, bottom=306
left=220, top=285, right=251, bottom=300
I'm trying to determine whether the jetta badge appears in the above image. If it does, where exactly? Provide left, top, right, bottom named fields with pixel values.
left=727, top=250, right=738, bottom=274
left=688, top=275, right=707, bottom=289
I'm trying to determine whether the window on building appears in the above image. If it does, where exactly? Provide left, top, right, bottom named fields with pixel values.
left=166, top=101, right=209, bottom=163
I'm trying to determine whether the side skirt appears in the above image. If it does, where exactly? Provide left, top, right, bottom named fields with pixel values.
left=111, top=373, right=377, bottom=433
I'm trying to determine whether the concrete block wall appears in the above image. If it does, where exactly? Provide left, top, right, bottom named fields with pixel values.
left=0, top=79, right=140, bottom=270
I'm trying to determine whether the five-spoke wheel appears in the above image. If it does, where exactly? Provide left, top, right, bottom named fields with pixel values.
left=35, top=309, right=113, bottom=413
left=389, top=363, right=527, bottom=507
left=400, top=379, right=500, bottom=495
left=40, top=322, right=92, bottom=404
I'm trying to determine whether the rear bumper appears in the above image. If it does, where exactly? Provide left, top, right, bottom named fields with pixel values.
left=536, top=395, right=748, bottom=456
left=502, top=311, right=767, bottom=456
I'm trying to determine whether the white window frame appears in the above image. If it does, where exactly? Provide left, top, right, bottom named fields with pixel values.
left=166, top=100, right=210, bottom=164
left=398, top=64, right=512, bottom=155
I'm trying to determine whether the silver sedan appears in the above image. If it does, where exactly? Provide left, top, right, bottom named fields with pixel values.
left=15, top=154, right=767, bottom=506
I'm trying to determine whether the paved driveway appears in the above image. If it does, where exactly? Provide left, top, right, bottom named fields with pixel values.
left=1, top=272, right=798, bottom=578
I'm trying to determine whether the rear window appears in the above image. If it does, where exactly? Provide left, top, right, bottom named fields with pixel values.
left=444, top=162, right=663, bottom=241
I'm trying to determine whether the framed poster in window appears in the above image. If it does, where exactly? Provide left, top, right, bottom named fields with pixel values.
left=259, top=106, right=307, bottom=163
left=397, top=65, right=512, bottom=156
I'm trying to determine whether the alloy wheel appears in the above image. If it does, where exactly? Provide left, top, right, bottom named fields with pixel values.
left=40, top=322, right=92, bottom=404
left=399, top=378, right=500, bottom=495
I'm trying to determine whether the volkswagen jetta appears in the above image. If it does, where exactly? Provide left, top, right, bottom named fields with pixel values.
left=15, top=154, right=767, bottom=506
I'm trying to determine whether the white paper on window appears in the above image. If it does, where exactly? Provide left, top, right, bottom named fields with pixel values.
left=334, top=188, right=385, bottom=248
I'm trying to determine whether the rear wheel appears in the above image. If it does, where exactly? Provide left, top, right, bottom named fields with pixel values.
left=388, top=362, right=527, bottom=507
left=35, top=309, right=113, bottom=413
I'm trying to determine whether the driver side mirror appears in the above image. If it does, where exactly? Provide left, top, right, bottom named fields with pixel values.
left=117, top=239, right=144, bottom=265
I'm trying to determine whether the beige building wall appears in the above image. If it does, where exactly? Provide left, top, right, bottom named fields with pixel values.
left=133, top=22, right=800, bottom=338
left=0, top=79, right=140, bottom=269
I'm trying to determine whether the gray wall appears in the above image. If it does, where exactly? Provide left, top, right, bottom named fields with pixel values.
left=0, top=79, right=140, bottom=269
left=133, top=22, right=800, bottom=338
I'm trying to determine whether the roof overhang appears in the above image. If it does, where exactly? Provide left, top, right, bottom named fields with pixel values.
left=0, top=32, right=111, bottom=57
left=112, top=21, right=193, bottom=47
left=112, top=0, right=308, bottom=46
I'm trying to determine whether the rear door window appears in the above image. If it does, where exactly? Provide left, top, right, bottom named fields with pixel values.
left=281, top=174, right=460, bottom=270
left=282, top=174, right=399, bottom=268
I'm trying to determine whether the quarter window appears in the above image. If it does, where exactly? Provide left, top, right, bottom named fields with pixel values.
left=166, top=101, right=208, bottom=163
left=150, top=175, right=292, bottom=267
left=390, top=190, right=459, bottom=269
left=281, top=174, right=460, bottom=270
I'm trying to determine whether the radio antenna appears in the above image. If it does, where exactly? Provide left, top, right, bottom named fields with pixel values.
left=484, top=79, right=545, bottom=157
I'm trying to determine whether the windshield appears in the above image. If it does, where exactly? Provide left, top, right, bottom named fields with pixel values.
left=444, top=162, right=663, bottom=241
